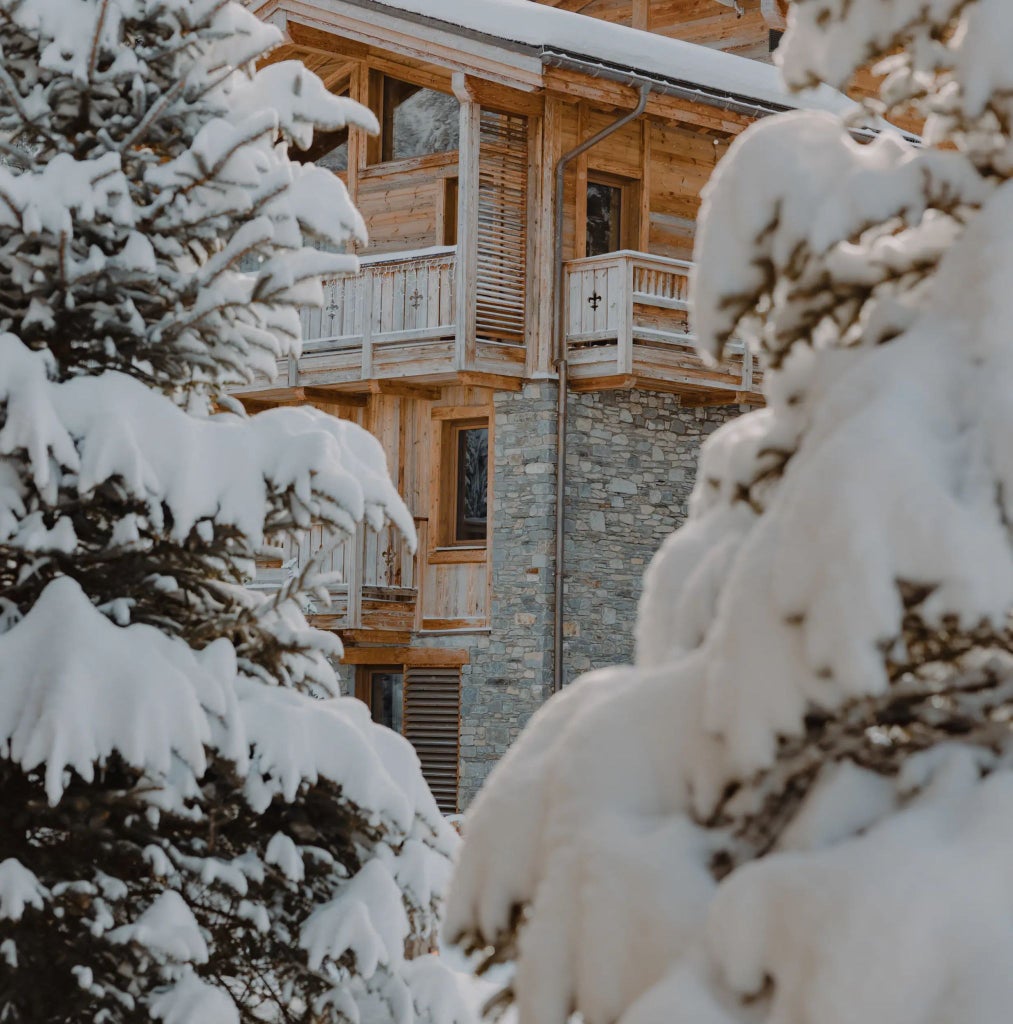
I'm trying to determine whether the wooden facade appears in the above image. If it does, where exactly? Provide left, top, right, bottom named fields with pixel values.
left=238, top=0, right=812, bottom=807
left=534, top=0, right=779, bottom=60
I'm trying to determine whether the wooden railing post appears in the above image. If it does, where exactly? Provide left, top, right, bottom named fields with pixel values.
left=346, top=524, right=364, bottom=629
left=618, top=255, right=635, bottom=374
left=412, top=517, right=428, bottom=633
left=360, top=270, right=374, bottom=380
left=561, top=261, right=571, bottom=355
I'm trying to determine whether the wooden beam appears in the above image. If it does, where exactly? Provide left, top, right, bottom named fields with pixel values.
left=341, top=628, right=412, bottom=646
left=455, top=371, right=525, bottom=391
left=302, top=387, right=369, bottom=407
left=542, top=67, right=754, bottom=134
left=632, top=0, right=649, bottom=31
left=339, top=645, right=471, bottom=667
left=233, top=385, right=301, bottom=404
left=431, top=405, right=493, bottom=421
left=369, top=380, right=442, bottom=400
left=567, top=374, right=639, bottom=393
left=459, top=75, right=543, bottom=117
left=680, top=391, right=765, bottom=408
left=279, top=4, right=543, bottom=91
left=288, top=21, right=368, bottom=60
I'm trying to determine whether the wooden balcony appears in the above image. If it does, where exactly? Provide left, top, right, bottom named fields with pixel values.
left=252, top=519, right=424, bottom=634
left=564, top=251, right=760, bottom=401
left=236, top=246, right=526, bottom=401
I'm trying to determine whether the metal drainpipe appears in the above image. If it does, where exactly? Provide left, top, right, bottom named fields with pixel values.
left=552, top=83, right=651, bottom=694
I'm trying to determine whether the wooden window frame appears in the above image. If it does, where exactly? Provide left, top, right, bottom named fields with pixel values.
left=355, top=665, right=404, bottom=731
left=431, top=414, right=490, bottom=564
left=366, top=72, right=460, bottom=168
left=584, top=170, right=642, bottom=256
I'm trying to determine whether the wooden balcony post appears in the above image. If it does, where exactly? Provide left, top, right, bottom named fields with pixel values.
left=412, top=517, right=428, bottom=633
left=618, top=255, right=635, bottom=374
left=347, top=524, right=364, bottom=629
left=453, top=73, right=479, bottom=370
left=741, top=344, right=755, bottom=391
left=360, top=269, right=374, bottom=380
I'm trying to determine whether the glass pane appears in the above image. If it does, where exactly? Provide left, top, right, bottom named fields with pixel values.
left=586, top=181, right=622, bottom=257
left=370, top=672, right=403, bottom=733
left=385, top=80, right=460, bottom=161
left=456, top=427, right=488, bottom=542
left=317, top=136, right=348, bottom=172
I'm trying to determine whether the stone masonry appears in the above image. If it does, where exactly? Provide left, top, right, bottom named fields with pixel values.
left=561, top=391, right=742, bottom=682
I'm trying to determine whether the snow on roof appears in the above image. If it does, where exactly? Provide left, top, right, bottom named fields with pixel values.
left=355, top=0, right=857, bottom=116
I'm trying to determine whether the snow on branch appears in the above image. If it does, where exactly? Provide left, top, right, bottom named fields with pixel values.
left=0, top=334, right=412, bottom=549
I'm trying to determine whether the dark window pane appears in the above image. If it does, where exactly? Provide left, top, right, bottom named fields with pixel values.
left=383, top=79, right=460, bottom=161
left=370, top=672, right=403, bottom=732
left=586, top=181, right=622, bottom=257
left=316, top=135, right=348, bottom=172
left=456, top=427, right=488, bottom=542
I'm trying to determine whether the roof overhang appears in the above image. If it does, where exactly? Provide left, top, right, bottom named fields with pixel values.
left=250, top=0, right=545, bottom=91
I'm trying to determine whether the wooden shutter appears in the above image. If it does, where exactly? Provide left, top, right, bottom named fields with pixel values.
left=476, top=110, right=528, bottom=344
left=404, top=666, right=461, bottom=813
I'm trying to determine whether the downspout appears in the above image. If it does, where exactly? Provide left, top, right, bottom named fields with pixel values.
left=552, top=82, right=651, bottom=694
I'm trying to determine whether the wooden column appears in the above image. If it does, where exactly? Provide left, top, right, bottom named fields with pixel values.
left=618, top=257, right=634, bottom=374
left=452, top=72, right=480, bottom=371
left=530, top=95, right=564, bottom=377
left=523, top=113, right=543, bottom=375
left=346, top=62, right=368, bottom=210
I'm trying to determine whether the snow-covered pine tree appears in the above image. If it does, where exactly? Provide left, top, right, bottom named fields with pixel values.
left=0, top=1, right=466, bottom=1021
left=448, top=3, right=1013, bottom=1023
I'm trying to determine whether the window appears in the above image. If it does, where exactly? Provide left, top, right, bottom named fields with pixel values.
left=442, top=177, right=458, bottom=246
left=380, top=77, right=459, bottom=162
left=357, top=668, right=403, bottom=731
left=453, top=423, right=488, bottom=544
left=585, top=173, right=641, bottom=257
left=435, top=418, right=489, bottom=552
left=314, top=131, right=349, bottom=173
left=586, top=180, right=623, bottom=257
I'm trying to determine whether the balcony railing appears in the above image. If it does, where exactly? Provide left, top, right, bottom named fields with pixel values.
left=564, top=250, right=758, bottom=396
left=252, top=519, right=424, bottom=633
left=293, top=247, right=459, bottom=389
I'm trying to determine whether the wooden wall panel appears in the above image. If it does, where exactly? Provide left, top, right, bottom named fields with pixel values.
left=531, top=0, right=770, bottom=58
left=356, top=179, right=440, bottom=254
left=355, top=156, right=458, bottom=255
left=310, top=385, right=493, bottom=625
left=647, top=121, right=727, bottom=258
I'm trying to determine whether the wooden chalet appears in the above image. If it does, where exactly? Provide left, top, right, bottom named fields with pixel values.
left=237, top=0, right=837, bottom=810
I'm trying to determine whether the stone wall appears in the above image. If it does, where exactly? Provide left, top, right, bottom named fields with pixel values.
left=561, top=391, right=741, bottom=682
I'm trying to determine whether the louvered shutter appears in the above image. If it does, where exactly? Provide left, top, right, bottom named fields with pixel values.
left=404, top=667, right=461, bottom=813
left=476, top=110, right=528, bottom=344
